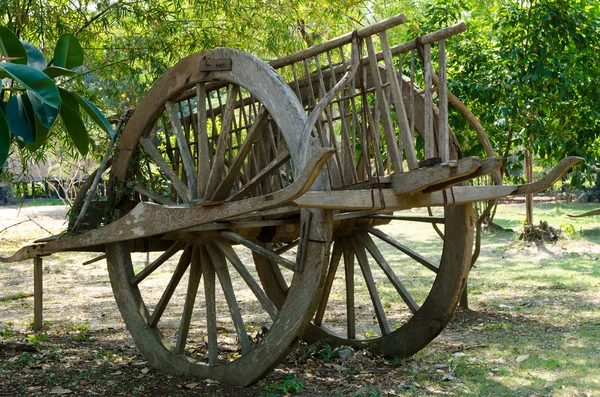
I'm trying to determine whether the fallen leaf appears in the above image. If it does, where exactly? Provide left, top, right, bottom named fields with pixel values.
left=50, top=386, right=72, bottom=395
left=516, top=354, right=530, bottom=363
left=184, top=383, right=199, bottom=389
left=442, top=373, right=455, bottom=381
left=141, top=367, right=150, bottom=374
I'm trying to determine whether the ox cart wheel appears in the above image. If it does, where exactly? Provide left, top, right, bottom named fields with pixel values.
left=258, top=205, right=474, bottom=357
left=105, top=48, right=330, bottom=386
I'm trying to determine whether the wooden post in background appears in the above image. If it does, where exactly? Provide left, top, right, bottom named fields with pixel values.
left=33, top=257, right=43, bottom=331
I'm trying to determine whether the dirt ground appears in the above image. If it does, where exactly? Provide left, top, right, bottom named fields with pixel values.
left=0, top=204, right=597, bottom=396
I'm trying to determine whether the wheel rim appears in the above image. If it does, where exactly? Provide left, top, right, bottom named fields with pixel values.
left=106, top=48, right=330, bottom=386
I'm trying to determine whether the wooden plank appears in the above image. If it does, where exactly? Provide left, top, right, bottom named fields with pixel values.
left=196, top=83, right=210, bottom=199
left=365, top=36, right=403, bottom=173
left=361, top=223, right=438, bottom=273
left=229, top=150, right=291, bottom=202
left=423, top=43, right=435, bottom=160
left=437, top=39, right=449, bottom=163
left=213, top=239, right=279, bottom=320
left=314, top=240, right=343, bottom=326
left=165, top=100, right=198, bottom=197
left=294, top=185, right=520, bottom=212
left=342, top=239, right=356, bottom=339
left=139, top=136, right=192, bottom=202
left=130, top=241, right=185, bottom=286
left=391, top=156, right=481, bottom=195
left=365, top=214, right=445, bottom=224
left=220, top=231, right=295, bottom=271
left=148, top=247, right=193, bottom=327
left=350, top=236, right=390, bottom=335
left=357, top=232, right=419, bottom=314
left=211, top=107, right=269, bottom=201
left=33, top=257, right=43, bottom=331
left=205, top=84, right=240, bottom=199
left=199, top=246, right=219, bottom=365
left=207, top=243, right=252, bottom=354
left=422, top=156, right=503, bottom=192
left=379, top=31, right=418, bottom=170
left=175, top=247, right=202, bottom=355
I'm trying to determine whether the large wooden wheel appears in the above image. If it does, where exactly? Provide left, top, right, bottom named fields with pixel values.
left=105, top=48, right=330, bottom=386
left=257, top=204, right=474, bottom=357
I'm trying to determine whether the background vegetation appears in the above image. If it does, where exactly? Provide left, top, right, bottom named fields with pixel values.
left=1, top=0, right=599, bottom=187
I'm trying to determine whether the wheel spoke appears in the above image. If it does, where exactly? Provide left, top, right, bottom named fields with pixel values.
left=428, top=207, right=445, bottom=239
left=205, top=84, right=240, bottom=199
left=196, top=83, right=210, bottom=199
left=130, top=241, right=185, bottom=286
left=362, top=223, right=439, bottom=273
left=356, top=232, right=419, bottom=314
left=342, top=239, right=356, bottom=339
left=148, top=246, right=193, bottom=327
left=165, top=101, right=198, bottom=197
left=229, top=150, right=291, bottom=202
left=207, top=243, right=252, bottom=355
left=350, top=236, right=391, bottom=336
left=220, top=231, right=295, bottom=271
left=126, top=181, right=177, bottom=206
left=273, top=239, right=299, bottom=256
left=175, top=247, right=202, bottom=355
left=211, top=107, right=269, bottom=201
left=139, top=136, right=192, bottom=202
left=212, top=239, right=279, bottom=320
left=314, top=240, right=343, bottom=326
left=198, top=246, right=219, bottom=365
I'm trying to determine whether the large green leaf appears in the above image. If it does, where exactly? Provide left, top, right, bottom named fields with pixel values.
left=6, top=95, right=35, bottom=144
left=58, top=88, right=80, bottom=111
left=60, top=102, right=89, bottom=156
left=0, top=63, right=60, bottom=110
left=0, top=109, right=10, bottom=167
left=0, top=26, right=27, bottom=65
left=21, top=41, right=47, bottom=71
left=53, top=34, right=83, bottom=71
left=75, top=94, right=115, bottom=138
left=28, top=92, right=59, bottom=129
left=25, top=114, right=49, bottom=152
left=43, top=66, right=76, bottom=79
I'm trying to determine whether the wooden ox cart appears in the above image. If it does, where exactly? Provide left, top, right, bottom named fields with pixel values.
left=1, top=14, right=581, bottom=386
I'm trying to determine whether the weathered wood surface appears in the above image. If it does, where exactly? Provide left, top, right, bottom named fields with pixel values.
left=568, top=208, right=600, bottom=218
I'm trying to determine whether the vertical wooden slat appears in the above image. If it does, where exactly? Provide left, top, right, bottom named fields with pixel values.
left=205, top=84, right=240, bottom=199
left=410, top=49, right=416, bottom=135
left=379, top=31, right=419, bottom=170
left=196, top=83, right=210, bottom=198
left=165, top=101, right=198, bottom=196
left=438, top=39, right=449, bottom=163
left=33, top=257, right=43, bottom=331
left=423, top=43, right=435, bottom=160
left=365, top=36, right=403, bottom=173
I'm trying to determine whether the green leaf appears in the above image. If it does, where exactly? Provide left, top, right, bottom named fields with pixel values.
left=28, top=92, right=59, bottom=129
left=58, top=88, right=80, bottom=111
left=6, top=95, right=35, bottom=143
left=0, top=109, right=10, bottom=167
left=0, top=62, right=60, bottom=110
left=21, top=41, right=47, bottom=71
left=53, top=34, right=83, bottom=71
left=75, top=94, right=115, bottom=138
left=25, top=114, right=49, bottom=152
left=43, top=66, right=76, bottom=79
left=60, top=102, right=89, bottom=156
left=0, top=26, right=27, bottom=64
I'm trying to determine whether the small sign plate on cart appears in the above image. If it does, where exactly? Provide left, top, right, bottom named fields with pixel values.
left=200, top=58, right=232, bottom=71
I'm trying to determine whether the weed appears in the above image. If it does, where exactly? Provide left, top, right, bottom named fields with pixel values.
left=71, top=321, right=92, bottom=341
left=264, top=374, right=304, bottom=394
left=0, top=327, right=13, bottom=338
left=355, top=384, right=382, bottom=396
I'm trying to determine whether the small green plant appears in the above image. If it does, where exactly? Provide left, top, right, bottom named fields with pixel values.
left=71, top=321, right=91, bottom=341
left=264, top=374, right=304, bottom=394
left=560, top=222, right=583, bottom=238
left=24, top=330, right=47, bottom=345
left=355, top=384, right=382, bottom=397
left=0, top=327, right=13, bottom=338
